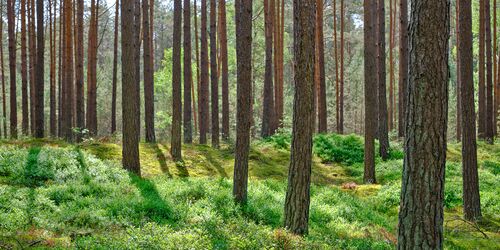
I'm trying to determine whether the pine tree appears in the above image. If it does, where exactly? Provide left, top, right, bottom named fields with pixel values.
left=75, top=0, right=85, bottom=137
left=111, top=0, right=120, bottom=134
left=262, top=0, right=276, bottom=138
left=210, top=0, right=219, bottom=148
left=316, top=0, right=327, bottom=133
left=171, top=0, right=183, bottom=161
left=7, top=0, right=17, bottom=138
left=144, top=0, right=156, bottom=142
left=397, top=0, right=449, bottom=248
left=484, top=0, right=494, bottom=143
left=377, top=0, right=389, bottom=160
left=199, top=0, right=209, bottom=144
left=219, top=0, right=229, bottom=140
left=21, top=0, right=29, bottom=135
left=184, top=0, right=193, bottom=143
left=398, top=0, right=408, bottom=138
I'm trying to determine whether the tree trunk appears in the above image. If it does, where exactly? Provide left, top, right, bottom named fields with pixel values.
left=21, top=0, right=29, bottom=135
left=494, top=0, right=498, bottom=136
left=29, top=0, right=36, bottom=135
left=274, top=0, right=285, bottom=126
left=111, top=0, right=120, bottom=134
left=133, top=0, right=141, bottom=140
left=49, top=0, right=57, bottom=137
left=122, top=0, right=141, bottom=175
left=284, top=0, right=316, bottom=235
left=210, top=0, right=219, bottom=148
left=363, top=0, right=377, bottom=183
left=262, top=0, right=276, bottom=138
left=339, top=0, right=344, bottom=134
left=219, top=0, right=229, bottom=140
left=316, top=0, right=327, bottom=133
left=86, top=0, right=99, bottom=136
left=388, top=0, right=395, bottom=130
left=458, top=0, right=482, bottom=222
left=485, top=0, right=494, bottom=143
left=233, top=0, right=252, bottom=204
left=144, top=0, right=156, bottom=142
left=333, top=0, right=340, bottom=133
left=7, top=0, right=17, bottom=138
left=398, top=0, right=408, bottom=138
left=478, top=0, right=486, bottom=138
left=456, top=1, right=461, bottom=141
left=75, top=0, right=85, bottom=138
left=199, top=0, right=209, bottom=144
left=171, top=0, right=183, bottom=161
left=1, top=0, right=8, bottom=137
left=184, top=0, right=193, bottom=143
left=58, top=0, right=63, bottom=137
left=34, top=0, right=45, bottom=138
left=194, top=0, right=200, bottom=135
left=62, top=0, right=75, bottom=141
left=397, top=0, right=449, bottom=248
left=377, top=0, right=389, bottom=160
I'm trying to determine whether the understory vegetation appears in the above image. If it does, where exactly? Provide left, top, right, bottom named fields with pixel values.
left=0, top=134, right=498, bottom=249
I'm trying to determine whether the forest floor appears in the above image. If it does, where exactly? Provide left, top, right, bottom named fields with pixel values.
left=0, top=134, right=498, bottom=249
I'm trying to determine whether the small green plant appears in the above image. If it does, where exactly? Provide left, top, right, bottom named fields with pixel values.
left=313, top=134, right=365, bottom=165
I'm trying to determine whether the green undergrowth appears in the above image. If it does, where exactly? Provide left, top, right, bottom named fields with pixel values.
left=0, top=135, right=498, bottom=249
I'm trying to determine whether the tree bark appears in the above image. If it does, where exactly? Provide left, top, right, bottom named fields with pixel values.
left=21, top=0, right=29, bottom=135
left=339, top=0, right=344, bottom=134
left=363, top=0, right=377, bottom=183
left=219, top=0, right=229, bottom=140
left=171, top=0, right=183, bottom=161
left=398, top=0, right=408, bottom=138
left=316, top=0, right=327, bottom=133
left=184, top=0, right=193, bottom=143
left=199, top=0, right=209, bottom=144
left=458, top=0, right=482, bottom=222
left=7, top=0, right=17, bottom=138
left=86, top=0, right=99, bottom=136
left=34, top=0, right=45, bottom=138
left=75, top=0, right=85, bottom=138
left=333, top=0, right=340, bottom=133
left=485, top=0, right=494, bottom=143
left=29, top=0, right=36, bottom=135
left=478, top=0, right=486, bottom=138
left=210, top=0, right=219, bottom=147
left=144, top=0, right=156, bottom=142
left=122, top=0, right=141, bottom=175
left=456, top=1, right=461, bottom=141
left=397, top=0, right=449, bottom=248
left=284, top=0, right=315, bottom=236
left=111, top=0, right=120, bottom=134
left=0, top=2, right=6, bottom=138
left=233, top=0, right=252, bottom=204
left=194, top=0, right=200, bottom=135
left=262, top=0, right=276, bottom=138
left=49, top=0, right=57, bottom=137
left=62, top=0, right=75, bottom=141
left=377, top=0, right=389, bottom=160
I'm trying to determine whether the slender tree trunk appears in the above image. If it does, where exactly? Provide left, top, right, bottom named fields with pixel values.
left=275, top=0, right=285, bottom=126
left=7, top=0, right=17, bottom=138
left=333, top=0, right=340, bottom=133
left=339, top=0, right=344, bottom=134
left=316, top=0, right=327, bottom=133
left=63, top=0, right=75, bottom=141
left=262, top=0, right=276, bottom=138
left=86, top=0, right=99, bottom=136
left=144, top=0, right=156, bottom=142
left=219, top=0, right=229, bottom=140
left=21, top=0, right=29, bottom=135
left=171, top=0, right=183, bottom=160
left=49, top=0, right=57, bottom=137
left=1, top=0, right=8, bottom=137
left=479, top=0, right=486, bottom=138
left=397, top=0, right=449, bottom=248
left=194, top=0, right=200, bottom=135
left=363, top=0, right=377, bottom=183
left=233, top=0, right=252, bottom=204
left=398, top=0, right=408, bottom=138
left=377, top=0, right=389, bottom=160
left=210, top=0, right=219, bottom=147
left=494, top=0, right=498, bottom=135
left=133, top=0, right=141, bottom=140
left=388, top=0, right=396, bottom=130
left=111, top=0, right=120, bottom=134
left=122, top=0, right=141, bottom=175
left=184, top=0, right=193, bottom=143
left=485, top=0, right=494, bottom=143
left=284, top=0, right=315, bottom=235
left=75, top=0, right=85, bottom=138
left=29, top=0, right=36, bottom=135
left=199, top=0, right=209, bottom=144
left=34, top=0, right=45, bottom=138
left=456, top=0, right=461, bottom=141
left=458, top=0, right=482, bottom=222
left=58, top=0, right=63, bottom=137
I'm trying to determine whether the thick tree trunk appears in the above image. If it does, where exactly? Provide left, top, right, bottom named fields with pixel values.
left=284, top=0, right=315, bottom=236
left=184, top=0, right=193, bottom=143
left=458, top=0, right=482, bottom=222
left=7, top=0, right=17, bottom=138
left=86, top=0, right=99, bottom=136
left=233, top=0, right=252, bottom=204
left=21, top=0, right=29, bottom=135
left=111, top=0, right=120, bottom=134
left=75, top=0, right=85, bottom=137
left=478, top=0, right=486, bottom=138
left=199, top=0, right=209, bottom=144
left=262, top=0, right=276, bottom=138
left=377, top=0, right=389, bottom=160
left=397, top=0, right=449, bottom=248
left=485, top=0, right=494, bottom=143
left=219, top=0, right=229, bottom=140
left=316, top=0, right=327, bottom=133
left=62, top=0, right=75, bottom=141
left=144, top=0, right=156, bottom=143
left=171, top=0, right=183, bottom=161
left=122, top=0, right=141, bottom=175
left=363, top=0, right=377, bottom=183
